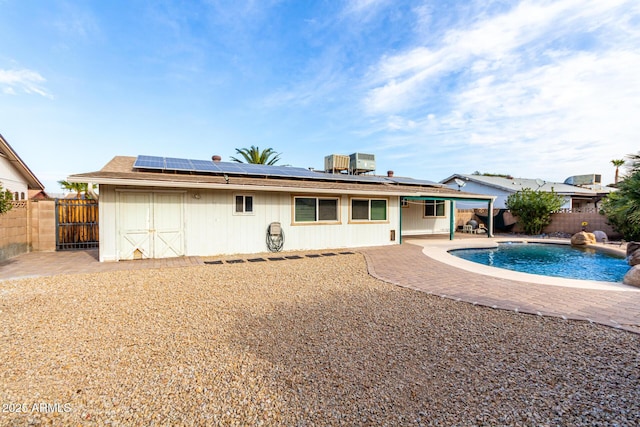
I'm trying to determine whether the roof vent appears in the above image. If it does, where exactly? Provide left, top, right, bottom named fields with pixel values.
left=212, top=155, right=222, bottom=162
left=387, top=170, right=394, bottom=177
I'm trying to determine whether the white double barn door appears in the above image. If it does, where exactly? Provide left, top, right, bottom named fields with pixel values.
left=118, top=191, right=185, bottom=260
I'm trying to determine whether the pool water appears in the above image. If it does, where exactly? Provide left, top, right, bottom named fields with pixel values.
left=450, top=243, right=630, bottom=283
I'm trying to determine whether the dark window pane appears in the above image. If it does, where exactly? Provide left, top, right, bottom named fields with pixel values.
left=235, top=195, right=244, bottom=213
left=318, top=199, right=338, bottom=221
left=352, top=199, right=369, bottom=220
left=436, top=201, right=445, bottom=216
left=425, top=201, right=435, bottom=217
left=245, top=196, right=253, bottom=212
left=295, top=198, right=316, bottom=222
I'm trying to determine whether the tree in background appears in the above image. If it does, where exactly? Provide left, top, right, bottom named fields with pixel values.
left=602, top=153, right=640, bottom=241
left=611, top=159, right=626, bottom=185
left=505, top=188, right=565, bottom=235
left=0, top=183, right=13, bottom=214
left=230, top=146, right=281, bottom=165
left=58, top=181, right=97, bottom=199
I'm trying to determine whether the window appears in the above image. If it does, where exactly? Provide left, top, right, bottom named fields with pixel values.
left=424, top=200, right=446, bottom=217
left=351, top=198, right=387, bottom=221
left=20, top=192, right=25, bottom=200
left=401, top=197, right=409, bottom=208
left=294, top=197, right=339, bottom=223
left=235, top=195, right=253, bottom=214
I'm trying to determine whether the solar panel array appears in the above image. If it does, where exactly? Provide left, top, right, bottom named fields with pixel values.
left=133, top=155, right=437, bottom=186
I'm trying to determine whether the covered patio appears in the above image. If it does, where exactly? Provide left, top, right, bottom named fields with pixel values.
left=399, top=194, right=497, bottom=242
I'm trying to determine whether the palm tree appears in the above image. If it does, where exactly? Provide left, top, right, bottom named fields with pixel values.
left=230, top=146, right=281, bottom=165
left=58, top=181, right=97, bottom=199
left=611, top=159, right=626, bottom=185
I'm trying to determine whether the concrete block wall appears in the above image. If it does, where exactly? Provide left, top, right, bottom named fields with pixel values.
left=0, top=201, right=29, bottom=261
left=30, top=199, right=56, bottom=252
left=543, top=212, right=618, bottom=237
left=464, top=209, right=619, bottom=238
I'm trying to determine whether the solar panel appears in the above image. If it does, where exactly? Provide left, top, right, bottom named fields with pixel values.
left=191, top=159, right=220, bottom=172
left=386, top=177, right=442, bottom=186
left=134, top=155, right=165, bottom=170
left=133, top=155, right=434, bottom=186
left=165, top=157, right=194, bottom=171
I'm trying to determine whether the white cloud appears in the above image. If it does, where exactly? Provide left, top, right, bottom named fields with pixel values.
left=364, top=0, right=638, bottom=114
left=360, top=0, right=640, bottom=182
left=0, top=69, right=53, bottom=99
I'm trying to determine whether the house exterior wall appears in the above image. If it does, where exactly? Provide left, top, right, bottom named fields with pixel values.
left=444, top=181, right=513, bottom=208
left=0, top=155, right=29, bottom=199
left=399, top=199, right=451, bottom=236
left=99, top=185, right=406, bottom=261
left=444, top=181, right=572, bottom=209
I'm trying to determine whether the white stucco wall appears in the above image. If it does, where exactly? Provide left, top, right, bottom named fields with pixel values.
left=0, top=155, right=28, bottom=199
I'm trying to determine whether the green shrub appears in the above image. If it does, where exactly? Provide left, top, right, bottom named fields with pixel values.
left=0, top=184, right=13, bottom=215
left=506, top=188, right=565, bottom=235
left=602, top=167, right=640, bottom=241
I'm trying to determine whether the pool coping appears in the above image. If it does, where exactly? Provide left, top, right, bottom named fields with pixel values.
left=405, top=237, right=639, bottom=292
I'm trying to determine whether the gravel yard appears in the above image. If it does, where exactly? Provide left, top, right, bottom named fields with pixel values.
left=1, top=252, right=639, bottom=426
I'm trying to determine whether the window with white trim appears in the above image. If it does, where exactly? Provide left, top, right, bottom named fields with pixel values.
left=351, top=198, right=387, bottom=221
left=235, top=195, right=254, bottom=214
left=424, top=200, right=445, bottom=217
left=294, top=197, right=339, bottom=223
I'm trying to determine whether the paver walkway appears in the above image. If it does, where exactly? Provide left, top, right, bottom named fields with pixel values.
left=0, top=249, right=202, bottom=280
left=360, top=242, right=640, bottom=334
left=2, top=244, right=639, bottom=334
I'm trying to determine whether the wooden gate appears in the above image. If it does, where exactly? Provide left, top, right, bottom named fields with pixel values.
left=56, top=199, right=99, bottom=250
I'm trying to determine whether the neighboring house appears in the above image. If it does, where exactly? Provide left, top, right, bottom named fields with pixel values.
left=0, top=133, right=45, bottom=199
left=67, top=155, right=495, bottom=261
left=440, top=174, right=614, bottom=211
left=0, top=134, right=48, bottom=261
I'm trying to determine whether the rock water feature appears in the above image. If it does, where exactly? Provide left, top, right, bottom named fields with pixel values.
left=624, top=242, right=640, bottom=287
left=570, top=231, right=596, bottom=246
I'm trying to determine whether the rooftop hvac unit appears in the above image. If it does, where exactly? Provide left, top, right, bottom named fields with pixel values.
left=324, top=154, right=350, bottom=173
left=564, top=174, right=602, bottom=186
left=349, top=153, right=376, bottom=174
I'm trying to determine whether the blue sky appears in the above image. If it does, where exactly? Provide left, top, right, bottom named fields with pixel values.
left=1, top=0, right=639, bottom=193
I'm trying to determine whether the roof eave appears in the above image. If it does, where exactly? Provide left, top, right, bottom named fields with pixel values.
left=66, top=175, right=487, bottom=199
left=0, top=133, right=45, bottom=190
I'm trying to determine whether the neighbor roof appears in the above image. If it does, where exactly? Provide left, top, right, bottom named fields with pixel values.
left=69, top=156, right=494, bottom=200
left=0, top=133, right=45, bottom=190
left=441, top=173, right=604, bottom=196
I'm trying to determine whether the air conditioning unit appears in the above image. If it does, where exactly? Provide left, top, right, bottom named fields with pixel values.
left=564, top=174, right=602, bottom=186
left=349, top=153, right=376, bottom=174
left=324, top=154, right=350, bottom=173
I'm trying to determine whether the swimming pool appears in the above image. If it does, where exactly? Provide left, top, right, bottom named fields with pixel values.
left=450, top=242, right=630, bottom=283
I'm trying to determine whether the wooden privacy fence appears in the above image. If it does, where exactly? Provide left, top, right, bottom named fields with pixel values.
left=56, top=199, right=99, bottom=250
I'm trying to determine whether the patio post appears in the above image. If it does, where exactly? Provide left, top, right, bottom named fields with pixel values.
left=488, top=199, right=494, bottom=237
left=449, top=200, right=455, bottom=240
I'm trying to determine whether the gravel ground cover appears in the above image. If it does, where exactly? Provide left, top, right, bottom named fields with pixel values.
left=1, top=252, right=639, bottom=426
